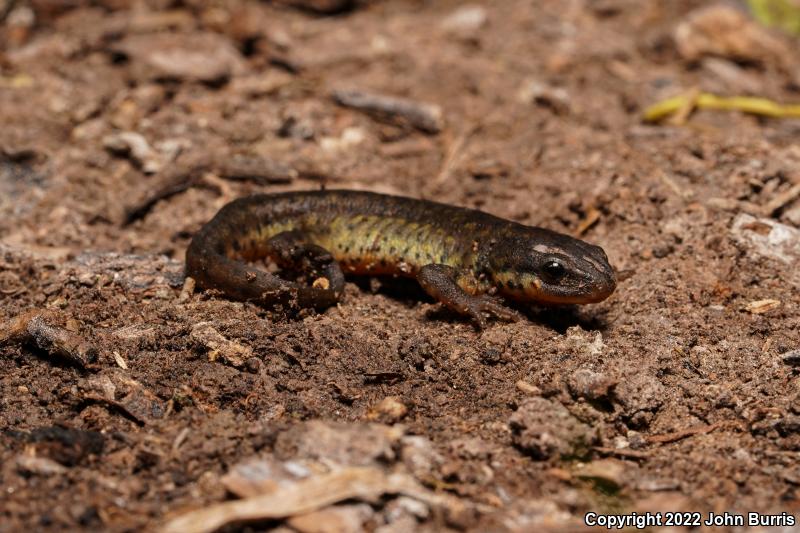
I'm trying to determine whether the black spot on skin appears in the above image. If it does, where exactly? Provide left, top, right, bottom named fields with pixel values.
left=344, top=246, right=350, bottom=252
left=389, top=246, right=396, bottom=254
left=496, top=280, right=504, bottom=289
left=232, top=241, right=241, bottom=251
left=380, top=259, right=387, bottom=267
left=415, top=252, right=420, bottom=259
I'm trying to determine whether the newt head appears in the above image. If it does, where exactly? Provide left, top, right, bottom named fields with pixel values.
left=488, top=229, right=616, bottom=305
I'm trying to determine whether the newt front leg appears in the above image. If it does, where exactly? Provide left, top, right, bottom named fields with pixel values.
left=416, top=264, right=523, bottom=329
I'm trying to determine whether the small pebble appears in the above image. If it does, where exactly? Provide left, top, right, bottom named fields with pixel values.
left=516, top=380, right=542, bottom=395
left=441, top=5, right=488, bottom=34
left=369, top=396, right=408, bottom=422
left=575, top=458, right=628, bottom=490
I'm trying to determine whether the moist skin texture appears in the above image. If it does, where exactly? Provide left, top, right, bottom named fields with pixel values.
left=185, top=189, right=617, bottom=328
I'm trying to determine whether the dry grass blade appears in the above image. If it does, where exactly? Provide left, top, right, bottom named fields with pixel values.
left=644, top=92, right=800, bottom=123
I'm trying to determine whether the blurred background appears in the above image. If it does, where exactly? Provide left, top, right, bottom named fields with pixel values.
left=1, top=0, right=798, bottom=259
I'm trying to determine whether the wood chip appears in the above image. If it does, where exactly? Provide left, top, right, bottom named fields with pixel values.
left=178, top=276, right=195, bottom=303
left=15, top=454, right=69, bottom=476
left=113, top=350, right=129, bottom=370
left=745, top=299, right=781, bottom=314
left=574, top=207, right=601, bottom=237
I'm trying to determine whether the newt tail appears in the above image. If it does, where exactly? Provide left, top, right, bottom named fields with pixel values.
left=185, top=190, right=616, bottom=328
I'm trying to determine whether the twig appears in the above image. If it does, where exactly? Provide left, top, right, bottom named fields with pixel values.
left=332, top=89, right=444, bottom=133
left=123, top=167, right=208, bottom=225
left=217, top=154, right=298, bottom=184
left=592, top=446, right=651, bottom=460
left=0, top=310, right=98, bottom=368
left=764, top=182, right=800, bottom=216
left=645, top=421, right=727, bottom=445
left=123, top=154, right=298, bottom=225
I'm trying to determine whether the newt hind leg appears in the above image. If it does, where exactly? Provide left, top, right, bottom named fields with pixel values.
left=264, top=230, right=345, bottom=298
left=416, top=264, right=523, bottom=329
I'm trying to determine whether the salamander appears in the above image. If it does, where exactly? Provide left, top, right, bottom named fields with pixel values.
left=185, top=190, right=616, bottom=328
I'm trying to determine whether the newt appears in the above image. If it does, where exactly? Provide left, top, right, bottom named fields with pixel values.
left=185, top=190, right=616, bottom=328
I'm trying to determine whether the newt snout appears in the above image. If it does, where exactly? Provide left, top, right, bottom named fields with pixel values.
left=486, top=230, right=616, bottom=305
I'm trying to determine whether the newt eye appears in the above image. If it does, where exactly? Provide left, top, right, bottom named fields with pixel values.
left=542, top=260, right=566, bottom=282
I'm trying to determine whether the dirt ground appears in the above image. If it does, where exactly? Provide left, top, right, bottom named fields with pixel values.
left=2, top=0, right=800, bottom=531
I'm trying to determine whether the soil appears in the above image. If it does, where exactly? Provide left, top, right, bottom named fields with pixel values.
left=2, top=1, right=800, bottom=532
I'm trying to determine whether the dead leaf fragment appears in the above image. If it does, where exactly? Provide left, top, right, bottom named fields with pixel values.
left=114, top=33, right=245, bottom=83
left=575, top=458, right=630, bottom=490
left=674, top=4, right=789, bottom=64
left=190, top=322, right=252, bottom=367
left=160, top=466, right=472, bottom=533
left=287, top=504, right=373, bottom=533
left=80, top=369, right=165, bottom=424
left=16, top=455, right=68, bottom=476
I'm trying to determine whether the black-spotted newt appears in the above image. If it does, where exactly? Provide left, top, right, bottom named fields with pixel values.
left=185, top=190, right=616, bottom=328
